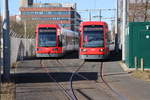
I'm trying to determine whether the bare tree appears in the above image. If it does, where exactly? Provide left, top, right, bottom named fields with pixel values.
left=126, top=0, right=150, bottom=22
left=132, top=0, right=138, bottom=22
left=9, top=20, right=36, bottom=38
left=144, top=0, right=148, bottom=21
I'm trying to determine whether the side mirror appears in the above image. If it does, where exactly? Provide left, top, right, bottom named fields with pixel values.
left=111, top=42, right=114, bottom=44
left=108, top=41, right=114, bottom=45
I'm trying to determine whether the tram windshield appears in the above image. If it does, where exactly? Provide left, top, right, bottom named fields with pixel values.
left=83, top=25, right=104, bottom=47
left=38, top=28, right=56, bottom=47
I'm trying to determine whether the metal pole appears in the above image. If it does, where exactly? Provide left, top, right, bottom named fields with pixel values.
left=89, top=11, right=91, bottom=21
left=115, top=0, right=119, bottom=53
left=2, top=0, right=10, bottom=81
left=141, top=58, right=144, bottom=71
left=0, top=3, right=2, bottom=90
left=24, top=21, right=27, bottom=57
left=134, top=56, right=138, bottom=70
left=99, top=9, right=101, bottom=21
left=74, top=10, right=76, bottom=31
left=122, top=0, right=127, bottom=61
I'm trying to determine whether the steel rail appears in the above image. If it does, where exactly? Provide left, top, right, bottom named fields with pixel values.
left=99, top=62, right=128, bottom=100
left=68, top=61, right=86, bottom=100
left=40, top=60, right=74, bottom=100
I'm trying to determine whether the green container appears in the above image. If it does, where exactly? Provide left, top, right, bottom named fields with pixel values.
left=125, top=22, right=150, bottom=69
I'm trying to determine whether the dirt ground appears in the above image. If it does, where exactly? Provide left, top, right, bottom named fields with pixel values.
left=0, top=82, right=15, bottom=100
left=131, top=70, right=150, bottom=82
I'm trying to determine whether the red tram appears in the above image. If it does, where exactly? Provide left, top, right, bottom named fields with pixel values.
left=35, top=24, right=79, bottom=57
left=79, top=21, right=110, bottom=59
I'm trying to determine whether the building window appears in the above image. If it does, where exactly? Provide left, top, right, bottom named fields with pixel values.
left=60, top=24, right=71, bottom=27
left=23, top=17, right=70, bottom=21
left=21, top=11, right=71, bottom=15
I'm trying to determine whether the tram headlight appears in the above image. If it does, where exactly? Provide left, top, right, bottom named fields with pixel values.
left=53, top=48, right=58, bottom=51
left=37, top=48, right=43, bottom=51
left=81, top=49, right=87, bottom=52
left=99, top=49, right=104, bottom=52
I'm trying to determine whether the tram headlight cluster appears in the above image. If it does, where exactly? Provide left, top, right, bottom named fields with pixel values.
left=81, top=49, right=87, bottom=52
left=99, top=49, right=104, bottom=52
left=52, top=48, right=58, bottom=51
left=37, top=48, right=43, bottom=51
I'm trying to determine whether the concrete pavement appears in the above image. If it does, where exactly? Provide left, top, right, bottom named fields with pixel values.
left=13, top=52, right=150, bottom=100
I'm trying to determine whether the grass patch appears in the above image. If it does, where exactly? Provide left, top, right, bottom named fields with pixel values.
left=131, top=70, right=150, bottom=82
left=0, top=82, right=15, bottom=100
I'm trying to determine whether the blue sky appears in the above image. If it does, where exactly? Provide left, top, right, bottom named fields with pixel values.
left=7, top=0, right=116, bottom=14
left=1, top=0, right=116, bottom=28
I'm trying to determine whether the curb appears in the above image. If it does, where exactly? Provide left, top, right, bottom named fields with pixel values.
left=119, top=61, right=135, bottom=72
left=119, top=61, right=150, bottom=72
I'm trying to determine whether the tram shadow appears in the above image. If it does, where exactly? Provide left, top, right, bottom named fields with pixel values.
left=22, top=51, right=79, bottom=61
left=63, top=51, right=79, bottom=59
left=12, top=72, right=98, bottom=84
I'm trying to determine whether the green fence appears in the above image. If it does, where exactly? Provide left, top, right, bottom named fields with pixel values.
left=125, top=22, right=150, bottom=69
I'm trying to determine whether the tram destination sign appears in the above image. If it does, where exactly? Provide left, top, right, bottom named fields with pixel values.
left=84, top=26, right=103, bottom=31
left=39, top=28, right=56, bottom=33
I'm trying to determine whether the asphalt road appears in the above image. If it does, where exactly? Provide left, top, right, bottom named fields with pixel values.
left=13, top=51, right=150, bottom=100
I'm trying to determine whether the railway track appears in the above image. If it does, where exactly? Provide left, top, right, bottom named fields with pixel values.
left=40, top=60, right=74, bottom=100
left=40, top=59, right=87, bottom=100
left=99, top=62, right=128, bottom=100
left=39, top=58, right=127, bottom=100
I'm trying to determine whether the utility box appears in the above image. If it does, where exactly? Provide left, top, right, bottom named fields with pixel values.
left=125, top=22, right=150, bottom=69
